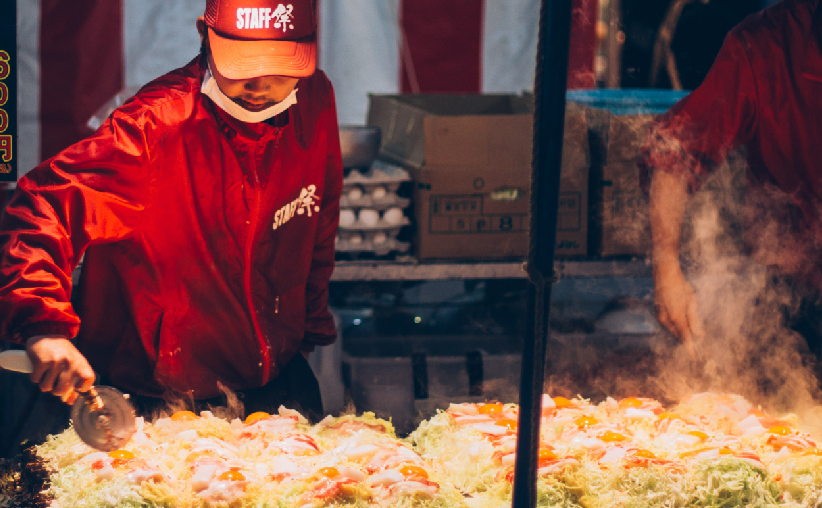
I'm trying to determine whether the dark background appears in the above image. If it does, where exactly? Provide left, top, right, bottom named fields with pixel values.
left=621, top=0, right=765, bottom=90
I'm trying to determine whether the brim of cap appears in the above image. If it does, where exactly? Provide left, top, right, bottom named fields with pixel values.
left=208, top=27, right=317, bottom=80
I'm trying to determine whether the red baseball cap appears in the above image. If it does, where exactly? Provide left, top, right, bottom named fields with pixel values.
left=204, top=0, right=317, bottom=80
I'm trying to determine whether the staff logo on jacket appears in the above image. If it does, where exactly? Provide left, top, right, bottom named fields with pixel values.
left=273, top=184, right=321, bottom=230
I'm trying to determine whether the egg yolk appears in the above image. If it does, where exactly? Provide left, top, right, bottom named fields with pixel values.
left=768, top=425, right=792, bottom=436
left=619, top=397, right=643, bottom=409
left=804, top=448, right=822, bottom=456
left=478, top=403, right=504, bottom=415
left=599, top=431, right=628, bottom=442
left=108, top=449, right=135, bottom=460
left=244, top=411, right=271, bottom=424
left=495, top=419, right=518, bottom=431
left=318, top=467, right=339, bottom=478
left=553, top=396, right=572, bottom=408
left=171, top=410, right=199, bottom=422
left=688, top=430, right=708, bottom=441
left=217, top=470, right=246, bottom=481
left=399, top=464, right=429, bottom=479
left=538, top=449, right=558, bottom=461
left=108, top=449, right=135, bottom=467
left=633, top=449, right=656, bottom=459
left=575, top=416, right=598, bottom=429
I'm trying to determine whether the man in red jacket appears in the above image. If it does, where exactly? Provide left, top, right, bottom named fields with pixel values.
left=641, top=0, right=822, bottom=358
left=0, top=0, right=342, bottom=420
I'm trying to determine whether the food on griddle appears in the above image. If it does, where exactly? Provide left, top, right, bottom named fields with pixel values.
left=3, top=392, right=822, bottom=508
left=3, top=407, right=465, bottom=508
left=409, top=393, right=822, bottom=508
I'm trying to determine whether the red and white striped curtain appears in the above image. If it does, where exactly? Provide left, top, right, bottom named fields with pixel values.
left=16, top=0, right=597, bottom=177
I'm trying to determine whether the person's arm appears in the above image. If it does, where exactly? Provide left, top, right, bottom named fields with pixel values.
left=26, top=334, right=95, bottom=404
left=640, top=29, right=758, bottom=347
left=0, top=108, right=151, bottom=400
left=650, top=170, right=704, bottom=351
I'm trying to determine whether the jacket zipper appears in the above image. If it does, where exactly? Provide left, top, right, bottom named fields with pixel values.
left=243, top=134, right=278, bottom=386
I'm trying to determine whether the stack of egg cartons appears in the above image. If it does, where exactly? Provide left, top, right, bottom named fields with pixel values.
left=336, top=160, right=412, bottom=258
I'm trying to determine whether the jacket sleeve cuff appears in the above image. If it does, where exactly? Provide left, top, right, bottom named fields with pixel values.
left=12, top=322, right=73, bottom=344
left=301, top=328, right=337, bottom=351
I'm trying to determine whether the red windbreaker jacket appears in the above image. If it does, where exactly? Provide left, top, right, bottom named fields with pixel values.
left=0, top=58, right=343, bottom=399
left=640, top=0, right=822, bottom=286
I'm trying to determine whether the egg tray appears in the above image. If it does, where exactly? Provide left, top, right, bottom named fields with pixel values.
left=335, top=237, right=411, bottom=258
left=343, top=160, right=412, bottom=194
left=339, top=193, right=410, bottom=211
left=337, top=217, right=410, bottom=233
left=337, top=227, right=406, bottom=255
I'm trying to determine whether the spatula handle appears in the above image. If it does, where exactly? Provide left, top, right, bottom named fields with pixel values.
left=0, top=350, right=34, bottom=373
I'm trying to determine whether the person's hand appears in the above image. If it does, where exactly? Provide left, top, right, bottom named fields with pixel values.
left=653, top=260, right=704, bottom=355
left=26, top=335, right=95, bottom=405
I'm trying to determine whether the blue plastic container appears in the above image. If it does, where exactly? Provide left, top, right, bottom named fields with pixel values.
left=566, top=89, right=690, bottom=116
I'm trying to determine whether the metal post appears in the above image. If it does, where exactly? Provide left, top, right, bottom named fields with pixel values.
left=511, top=0, right=574, bottom=506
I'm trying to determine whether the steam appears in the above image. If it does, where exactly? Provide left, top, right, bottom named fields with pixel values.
left=142, top=382, right=248, bottom=423
left=546, top=113, right=822, bottom=431
left=657, top=157, right=822, bottom=418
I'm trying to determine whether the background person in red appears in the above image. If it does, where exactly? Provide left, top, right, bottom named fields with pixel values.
left=641, top=0, right=822, bottom=359
left=0, top=0, right=342, bottom=422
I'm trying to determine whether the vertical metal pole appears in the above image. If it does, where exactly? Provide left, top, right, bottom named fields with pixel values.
left=512, top=0, right=573, bottom=506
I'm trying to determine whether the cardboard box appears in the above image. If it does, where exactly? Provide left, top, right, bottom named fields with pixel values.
left=599, top=114, right=655, bottom=257
left=367, top=94, right=590, bottom=260
left=589, top=113, right=746, bottom=258
left=600, top=159, right=653, bottom=257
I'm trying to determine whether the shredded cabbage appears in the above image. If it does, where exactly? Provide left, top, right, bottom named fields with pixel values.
left=14, top=392, right=822, bottom=508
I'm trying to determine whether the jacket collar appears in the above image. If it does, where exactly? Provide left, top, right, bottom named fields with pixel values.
left=801, top=0, right=822, bottom=81
left=197, top=57, right=292, bottom=141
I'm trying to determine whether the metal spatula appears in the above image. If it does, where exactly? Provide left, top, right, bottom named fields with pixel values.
left=0, top=350, right=136, bottom=451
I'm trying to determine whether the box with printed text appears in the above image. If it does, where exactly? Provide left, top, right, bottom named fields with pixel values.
left=584, top=110, right=746, bottom=258
left=366, top=94, right=590, bottom=260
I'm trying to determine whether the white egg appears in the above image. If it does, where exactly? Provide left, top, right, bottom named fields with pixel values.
left=358, top=209, right=380, bottom=227
left=190, top=463, right=219, bottom=491
left=348, top=233, right=364, bottom=245
left=95, top=464, right=117, bottom=481
left=370, top=185, right=388, bottom=200
left=347, top=185, right=364, bottom=201
left=368, top=469, right=404, bottom=487
left=542, top=394, right=557, bottom=410
left=467, top=423, right=508, bottom=435
left=599, top=447, right=628, bottom=464
left=371, top=231, right=388, bottom=244
left=343, top=443, right=380, bottom=460
left=382, top=207, right=404, bottom=225
left=339, top=209, right=357, bottom=227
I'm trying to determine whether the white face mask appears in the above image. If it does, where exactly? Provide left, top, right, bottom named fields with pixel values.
left=201, top=66, right=298, bottom=124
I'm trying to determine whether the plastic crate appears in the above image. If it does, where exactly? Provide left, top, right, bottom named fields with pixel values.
left=566, top=89, right=689, bottom=116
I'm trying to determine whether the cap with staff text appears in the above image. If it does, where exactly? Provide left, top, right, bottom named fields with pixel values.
left=204, top=0, right=317, bottom=79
